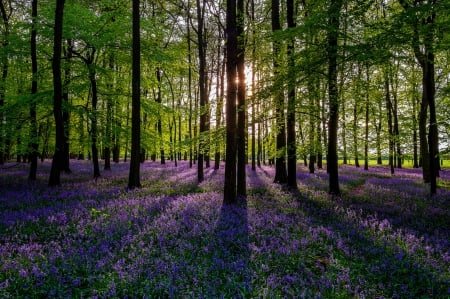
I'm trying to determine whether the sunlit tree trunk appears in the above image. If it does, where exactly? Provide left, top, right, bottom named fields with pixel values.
left=224, top=0, right=238, bottom=204
left=236, top=0, right=246, bottom=197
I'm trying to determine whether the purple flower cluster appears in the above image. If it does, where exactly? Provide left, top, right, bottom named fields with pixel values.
left=0, top=160, right=448, bottom=297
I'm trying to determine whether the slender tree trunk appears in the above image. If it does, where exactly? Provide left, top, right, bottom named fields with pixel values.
left=29, top=0, right=38, bottom=180
left=412, top=79, right=419, bottom=168
left=88, top=58, right=100, bottom=179
left=155, top=68, right=165, bottom=164
left=49, top=0, right=66, bottom=186
left=196, top=0, right=207, bottom=182
left=128, top=0, right=141, bottom=189
left=236, top=0, right=246, bottom=196
left=286, top=0, right=297, bottom=187
left=104, top=54, right=115, bottom=170
left=364, top=65, right=370, bottom=171
left=353, top=94, right=359, bottom=168
left=224, top=0, right=238, bottom=204
left=62, top=39, right=72, bottom=173
left=0, top=0, right=10, bottom=165
left=391, top=69, right=402, bottom=168
left=327, top=0, right=342, bottom=196
left=376, top=95, right=383, bottom=165
left=308, top=80, right=315, bottom=174
left=187, top=11, right=193, bottom=168
left=384, top=69, right=395, bottom=175
left=272, top=0, right=287, bottom=184
left=215, top=41, right=225, bottom=170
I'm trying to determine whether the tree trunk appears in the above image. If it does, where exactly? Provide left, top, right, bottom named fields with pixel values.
left=128, top=0, right=141, bottom=189
left=155, top=68, right=165, bottom=165
left=224, top=0, right=238, bottom=204
left=353, top=94, right=359, bottom=168
left=384, top=69, right=395, bottom=175
left=272, top=0, right=287, bottom=184
left=327, top=0, right=342, bottom=196
left=412, top=77, right=419, bottom=168
left=236, top=0, right=246, bottom=197
left=215, top=38, right=225, bottom=170
left=28, top=0, right=38, bottom=180
left=49, top=0, right=66, bottom=186
left=364, top=65, right=370, bottom=171
left=196, top=0, right=207, bottom=182
left=62, top=39, right=72, bottom=173
left=286, top=0, right=297, bottom=188
left=0, top=0, right=10, bottom=165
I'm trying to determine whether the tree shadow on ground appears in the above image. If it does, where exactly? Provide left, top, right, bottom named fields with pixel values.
left=252, top=166, right=449, bottom=298
left=205, top=199, right=251, bottom=298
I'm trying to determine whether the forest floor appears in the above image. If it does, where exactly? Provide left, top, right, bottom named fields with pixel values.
left=0, top=160, right=449, bottom=298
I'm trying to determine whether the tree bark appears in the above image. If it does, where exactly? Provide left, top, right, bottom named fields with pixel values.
left=286, top=0, right=297, bottom=188
left=49, top=0, right=66, bottom=186
left=196, top=0, right=207, bottom=182
left=62, top=39, right=72, bottom=173
left=272, top=0, right=287, bottom=184
left=0, top=0, right=10, bottom=164
left=128, top=0, right=141, bottom=189
left=28, top=0, right=38, bottom=180
left=236, top=0, right=246, bottom=197
left=327, top=0, right=342, bottom=196
left=224, top=0, right=238, bottom=204
left=384, top=69, right=395, bottom=175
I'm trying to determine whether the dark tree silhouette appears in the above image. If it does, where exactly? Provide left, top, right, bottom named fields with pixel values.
left=49, top=0, right=66, bottom=187
left=224, top=0, right=238, bottom=204
left=286, top=0, right=297, bottom=188
left=272, top=0, right=287, bottom=184
left=28, top=0, right=38, bottom=180
left=327, top=0, right=342, bottom=196
left=128, top=0, right=141, bottom=189
left=236, top=0, right=246, bottom=197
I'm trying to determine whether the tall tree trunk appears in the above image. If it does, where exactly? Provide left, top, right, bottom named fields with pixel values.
left=196, top=0, right=207, bottom=182
left=155, top=68, right=165, bottom=164
left=215, top=40, right=225, bottom=170
left=412, top=76, right=419, bottom=168
left=364, top=65, right=370, bottom=171
left=0, top=0, right=10, bottom=165
left=128, top=0, right=141, bottom=189
left=286, top=0, right=297, bottom=188
left=87, top=55, right=100, bottom=179
left=29, top=0, right=38, bottom=180
left=353, top=93, right=359, bottom=168
left=236, top=0, right=246, bottom=196
left=187, top=9, right=193, bottom=169
left=272, top=0, right=287, bottom=184
left=391, top=68, right=402, bottom=168
left=104, top=54, right=115, bottom=170
left=62, top=39, right=72, bottom=173
left=327, top=0, right=342, bottom=196
left=224, top=0, right=238, bottom=204
left=49, top=0, right=66, bottom=186
left=398, top=0, right=438, bottom=194
left=376, top=94, right=383, bottom=165
left=384, top=69, right=395, bottom=175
